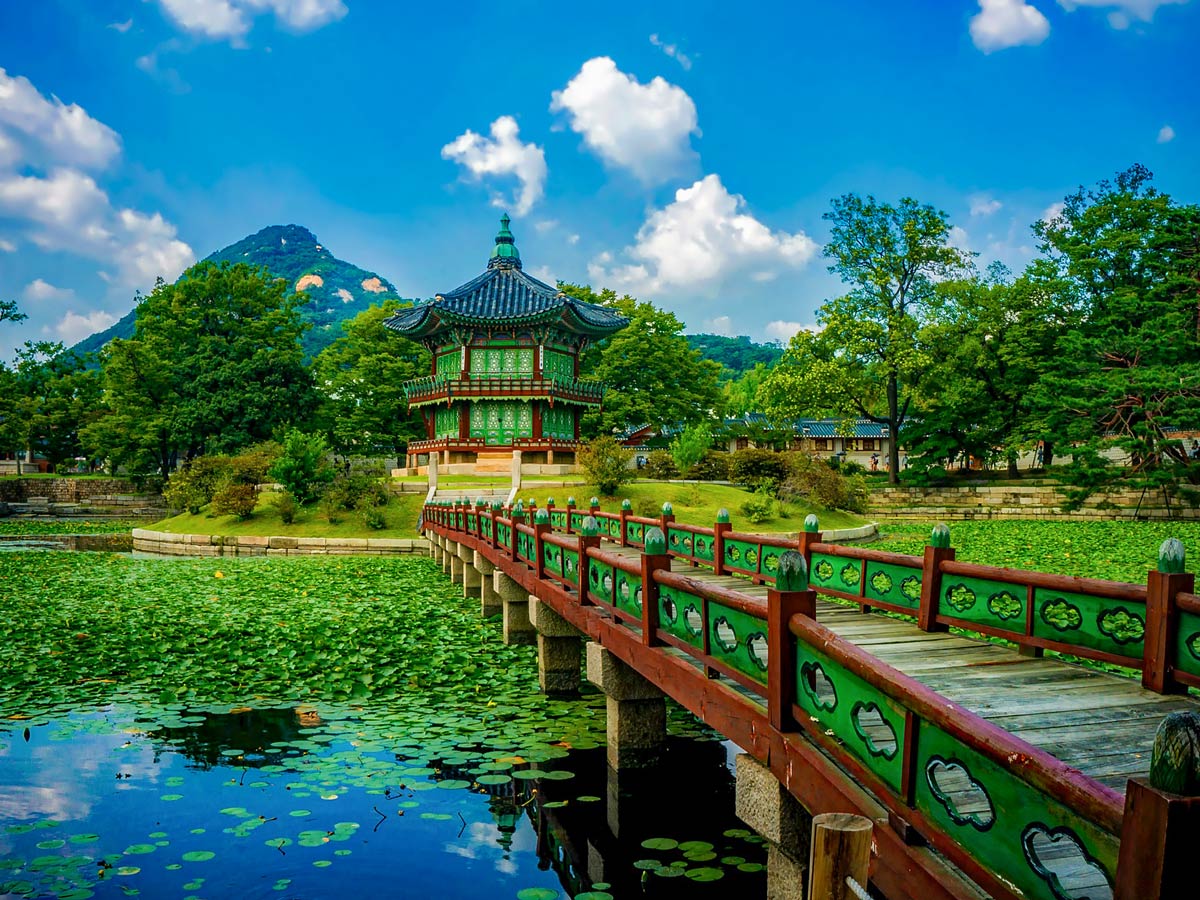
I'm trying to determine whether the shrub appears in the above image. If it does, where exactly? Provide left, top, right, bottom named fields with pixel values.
left=320, top=491, right=342, bottom=524
left=730, top=449, right=791, bottom=491
left=642, top=450, right=678, bottom=480
left=228, top=441, right=281, bottom=486
left=633, top=497, right=660, bottom=518
left=578, top=437, right=633, bottom=496
left=685, top=451, right=730, bottom=482
left=359, top=502, right=387, bottom=530
left=272, top=491, right=299, bottom=524
left=163, top=466, right=214, bottom=515
left=740, top=485, right=775, bottom=524
left=269, top=430, right=335, bottom=505
left=779, top=454, right=871, bottom=513
left=324, top=472, right=390, bottom=512
left=671, top=422, right=712, bottom=474
left=210, top=483, right=258, bottom=520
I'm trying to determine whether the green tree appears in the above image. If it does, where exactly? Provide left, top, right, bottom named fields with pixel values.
left=270, top=429, right=335, bottom=505
left=88, top=262, right=316, bottom=478
left=576, top=435, right=634, bottom=496
left=562, top=284, right=723, bottom=435
left=11, top=342, right=102, bottom=471
left=0, top=299, right=26, bottom=326
left=0, top=299, right=27, bottom=462
left=312, top=300, right=429, bottom=467
left=759, top=195, right=973, bottom=483
left=1032, top=164, right=1200, bottom=495
left=723, top=363, right=773, bottom=417
left=671, top=422, right=712, bottom=473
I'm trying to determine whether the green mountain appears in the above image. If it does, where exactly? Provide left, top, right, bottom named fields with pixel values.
left=71, top=224, right=413, bottom=358
left=686, top=333, right=783, bottom=378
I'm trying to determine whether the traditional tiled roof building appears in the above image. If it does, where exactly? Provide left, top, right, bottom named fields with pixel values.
left=386, top=216, right=627, bottom=473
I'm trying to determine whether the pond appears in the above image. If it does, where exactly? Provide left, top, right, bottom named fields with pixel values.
left=0, top=552, right=768, bottom=900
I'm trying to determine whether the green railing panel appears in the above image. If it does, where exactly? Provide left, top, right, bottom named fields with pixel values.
left=864, top=562, right=922, bottom=610
left=627, top=521, right=644, bottom=544
left=561, top=548, right=580, bottom=588
left=466, top=514, right=477, bottom=531
left=723, top=539, right=761, bottom=574
left=811, top=553, right=863, bottom=595
left=792, top=643, right=904, bottom=792
left=588, top=560, right=615, bottom=605
left=914, top=722, right=1118, bottom=900
left=659, top=584, right=704, bottom=649
left=517, top=532, right=533, bottom=561
left=544, top=543, right=563, bottom=577
left=1176, top=610, right=1200, bottom=678
left=692, top=531, right=715, bottom=562
left=569, top=512, right=585, bottom=530
left=939, top=575, right=1026, bottom=633
left=708, top=601, right=769, bottom=685
left=497, top=523, right=511, bottom=547
left=1032, top=587, right=1145, bottom=662
left=606, top=518, right=621, bottom=538
left=666, top=526, right=716, bottom=563
left=615, top=570, right=643, bottom=618
left=758, top=545, right=789, bottom=584
left=550, top=511, right=568, bottom=528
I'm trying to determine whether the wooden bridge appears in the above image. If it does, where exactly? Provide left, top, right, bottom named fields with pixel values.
left=423, top=497, right=1200, bottom=900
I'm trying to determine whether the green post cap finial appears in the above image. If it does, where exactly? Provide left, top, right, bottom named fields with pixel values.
left=804, top=514, right=820, bottom=533
left=535, top=509, right=550, bottom=524
left=568, top=497, right=576, bottom=506
left=621, top=499, right=632, bottom=511
left=1149, top=710, right=1200, bottom=795
left=777, top=551, right=809, bottom=591
left=1159, top=538, right=1186, bottom=574
left=645, top=526, right=667, bottom=555
left=581, top=516, right=600, bottom=537
left=930, top=523, right=951, bottom=549
left=546, top=497, right=555, bottom=507
left=590, top=496, right=600, bottom=507
left=513, top=500, right=524, bottom=515
left=476, top=497, right=486, bottom=507
left=716, top=508, right=730, bottom=524
left=491, top=500, right=503, bottom=510
left=661, top=501, right=673, bottom=515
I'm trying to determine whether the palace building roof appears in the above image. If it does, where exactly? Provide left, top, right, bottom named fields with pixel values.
left=384, top=215, right=628, bottom=341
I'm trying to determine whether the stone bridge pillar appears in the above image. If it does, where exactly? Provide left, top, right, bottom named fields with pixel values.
left=474, top=551, right=498, bottom=616
left=735, top=753, right=811, bottom=900
left=457, top=543, right=480, bottom=598
left=529, top=595, right=585, bottom=694
left=494, top=570, right=535, bottom=645
left=586, top=642, right=664, bottom=770
left=448, top=543, right=465, bottom=585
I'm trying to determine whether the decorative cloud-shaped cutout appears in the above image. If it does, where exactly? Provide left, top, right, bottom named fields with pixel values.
left=901, top=576, right=922, bottom=602
left=589, top=566, right=600, bottom=587
left=694, top=536, right=708, bottom=557
left=633, top=585, right=643, bottom=612
left=944, top=583, right=977, bottom=614
left=683, top=536, right=693, bottom=552
left=746, top=633, right=768, bottom=671
left=684, top=604, right=703, bottom=637
left=602, top=572, right=613, bottom=593
left=669, top=531, right=680, bottom=548
left=1187, top=632, right=1200, bottom=662
left=1097, top=608, right=1144, bottom=645
left=813, top=559, right=834, bottom=582
left=800, top=662, right=837, bottom=712
left=1041, top=598, right=1082, bottom=632
left=851, top=702, right=897, bottom=759
left=840, top=563, right=861, bottom=587
left=987, top=590, right=1023, bottom=621
left=619, top=576, right=631, bottom=600
left=661, top=592, right=678, bottom=624
left=746, top=548, right=759, bottom=567
left=925, top=757, right=994, bottom=831
left=713, top=616, right=738, bottom=653
left=869, top=571, right=893, bottom=596
left=1021, top=823, right=1113, bottom=900
left=726, top=545, right=741, bottom=562
left=763, top=552, right=779, bottom=573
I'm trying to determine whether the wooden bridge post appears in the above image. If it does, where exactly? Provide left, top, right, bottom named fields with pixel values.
left=1115, top=710, right=1200, bottom=900
left=917, top=524, right=954, bottom=633
left=577, top=517, right=601, bottom=605
left=713, top=509, right=732, bottom=576
left=797, top=515, right=822, bottom=570
left=659, top=501, right=675, bottom=539
left=533, top=510, right=551, bottom=580
left=565, top=497, right=576, bottom=533
left=808, top=812, right=873, bottom=900
left=509, top=502, right=524, bottom=561
left=768, top=551, right=816, bottom=733
left=640, top=527, right=672, bottom=647
left=1144, top=538, right=1193, bottom=694
left=619, top=499, right=631, bottom=546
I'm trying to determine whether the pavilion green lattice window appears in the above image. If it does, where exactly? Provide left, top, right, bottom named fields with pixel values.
left=435, top=406, right=459, bottom=438
left=542, top=403, right=574, bottom=440
left=472, top=401, right=533, bottom=444
left=543, top=348, right=574, bottom=380
left=469, top=347, right=534, bottom=379
left=436, top=351, right=459, bottom=378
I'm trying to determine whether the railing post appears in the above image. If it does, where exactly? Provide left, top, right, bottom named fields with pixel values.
left=768, top=551, right=815, bottom=733
left=640, top=527, right=672, bottom=647
left=489, top=501, right=502, bottom=547
left=659, top=501, right=675, bottom=546
left=545, top=497, right=555, bottom=528
left=619, top=498, right=631, bottom=547
left=510, top=502, right=524, bottom=560
left=1144, top=538, right=1193, bottom=694
left=917, top=523, right=954, bottom=633
left=713, top=508, right=731, bottom=576
left=1114, top=711, right=1200, bottom=900
left=578, top=517, right=601, bottom=605
left=797, top=514, right=822, bottom=570
left=809, top=813, right=873, bottom=900
left=533, top=509, right=551, bottom=580
left=565, top=497, right=576, bottom=533
left=474, top=498, right=486, bottom=541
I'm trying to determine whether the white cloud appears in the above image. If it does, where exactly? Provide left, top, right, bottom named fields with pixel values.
left=764, top=321, right=817, bottom=343
left=567, top=233, right=580, bottom=245
left=649, top=33, right=693, bottom=70
left=155, top=0, right=347, bottom=42
left=0, top=238, right=15, bottom=252
left=23, top=279, right=74, bottom=301
left=0, top=68, right=122, bottom=170
left=969, top=194, right=1003, bottom=216
left=551, top=57, right=699, bottom=184
left=1040, top=201, right=1065, bottom=223
left=1158, top=124, right=1176, bottom=143
left=52, top=310, right=118, bottom=346
left=587, top=174, right=817, bottom=295
left=533, top=219, right=558, bottom=233
left=1056, top=0, right=1189, bottom=24
left=108, top=19, right=134, bottom=33
left=949, top=225, right=973, bottom=251
left=970, top=0, right=1051, bottom=52
left=704, top=315, right=733, bottom=336
left=441, top=115, right=546, bottom=216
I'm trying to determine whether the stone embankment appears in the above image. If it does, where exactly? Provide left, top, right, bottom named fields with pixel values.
left=132, top=528, right=429, bottom=557
left=870, top=483, right=1199, bottom=520
left=0, top=478, right=166, bottom=519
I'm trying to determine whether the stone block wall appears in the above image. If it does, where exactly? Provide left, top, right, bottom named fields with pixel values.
left=869, top=484, right=1200, bottom=520
left=131, top=528, right=430, bottom=557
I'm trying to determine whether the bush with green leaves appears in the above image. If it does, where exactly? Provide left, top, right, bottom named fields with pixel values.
left=633, top=497, right=661, bottom=518
left=578, top=436, right=634, bottom=496
left=227, top=441, right=281, bottom=486
left=730, top=449, right=791, bottom=491
left=269, top=429, right=335, bottom=505
left=210, top=483, right=258, bottom=519
left=359, top=502, right=387, bottom=530
left=671, top=422, right=712, bottom=474
left=740, top=485, right=776, bottom=524
left=642, top=450, right=678, bottom=480
left=779, top=453, right=870, bottom=513
left=685, top=451, right=730, bottom=481
left=324, top=471, right=390, bottom=512
left=272, top=490, right=299, bottom=524
left=163, top=465, right=216, bottom=514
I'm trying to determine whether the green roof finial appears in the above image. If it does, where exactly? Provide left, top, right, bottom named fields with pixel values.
left=489, top=213, right=522, bottom=269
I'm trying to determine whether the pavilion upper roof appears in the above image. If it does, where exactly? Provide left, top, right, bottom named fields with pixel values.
left=384, top=215, right=628, bottom=341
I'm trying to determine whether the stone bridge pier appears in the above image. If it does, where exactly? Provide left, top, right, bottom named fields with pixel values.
left=735, top=754, right=812, bottom=900
left=474, top=551, right=498, bottom=616
left=457, top=542, right=481, bottom=598
left=528, top=594, right=584, bottom=694
left=585, top=642, right=666, bottom=770
left=493, top=570, right=535, bottom=646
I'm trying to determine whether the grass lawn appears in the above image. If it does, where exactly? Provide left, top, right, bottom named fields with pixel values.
left=149, top=489, right=426, bottom=538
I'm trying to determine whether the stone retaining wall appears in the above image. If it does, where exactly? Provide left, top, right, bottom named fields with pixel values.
left=869, top=484, right=1198, bottom=520
left=131, top=528, right=429, bottom=557
left=0, top=477, right=155, bottom=503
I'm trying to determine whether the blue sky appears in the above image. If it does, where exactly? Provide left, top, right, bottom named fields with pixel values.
left=0, top=0, right=1196, bottom=355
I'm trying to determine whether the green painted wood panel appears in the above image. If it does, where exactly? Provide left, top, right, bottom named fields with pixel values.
left=666, top=526, right=716, bottom=563
left=722, top=539, right=761, bottom=575
left=1032, top=588, right=1145, bottom=662
left=914, top=722, right=1118, bottom=900
left=561, top=548, right=580, bottom=588
left=864, top=562, right=922, bottom=610
left=627, top=521, right=644, bottom=545
left=659, top=584, right=704, bottom=649
left=588, top=560, right=615, bottom=605
left=1176, top=610, right=1200, bottom=678
left=939, top=575, right=1025, bottom=633
left=543, top=542, right=562, bottom=577
left=615, top=570, right=643, bottom=618
left=811, top=553, right=864, bottom=595
left=708, top=601, right=768, bottom=685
